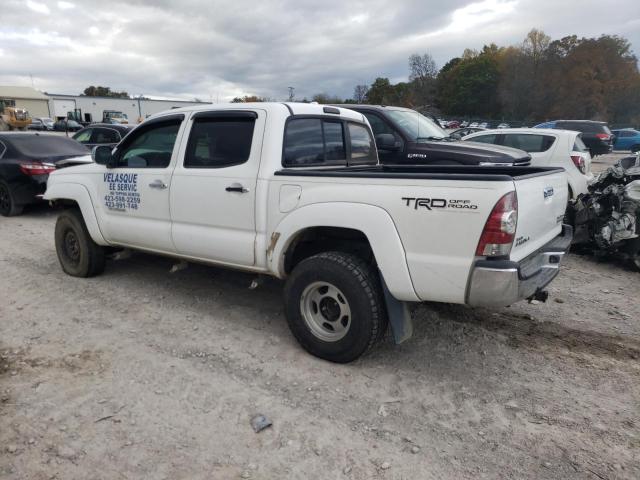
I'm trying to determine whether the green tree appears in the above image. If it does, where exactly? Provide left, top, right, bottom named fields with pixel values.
left=82, top=86, right=129, bottom=98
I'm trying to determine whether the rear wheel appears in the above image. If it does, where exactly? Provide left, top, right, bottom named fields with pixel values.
left=284, top=251, right=388, bottom=363
left=0, top=180, right=23, bottom=217
left=55, top=209, right=105, bottom=277
left=631, top=144, right=640, bottom=153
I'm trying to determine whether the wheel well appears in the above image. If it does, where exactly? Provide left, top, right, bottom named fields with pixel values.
left=283, top=227, right=375, bottom=274
left=51, top=198, right=80, bottom=209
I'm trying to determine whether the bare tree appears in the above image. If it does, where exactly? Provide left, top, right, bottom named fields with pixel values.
left=353, top=84, right=369, bottom=103
left=409, top=53, right=438, bottom=107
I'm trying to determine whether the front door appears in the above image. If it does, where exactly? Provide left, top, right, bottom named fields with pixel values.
left=95, top=114, right=186, bottom=252
left=170, top=110, right=264, bottom=267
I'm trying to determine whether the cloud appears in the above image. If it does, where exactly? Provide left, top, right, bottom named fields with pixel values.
left=26, top=0, right=50, bottom=15
left=1, top=0, right=638, bottom=101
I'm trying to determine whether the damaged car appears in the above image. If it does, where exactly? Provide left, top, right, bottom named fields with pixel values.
left=572, top=154, right=640, bottom=270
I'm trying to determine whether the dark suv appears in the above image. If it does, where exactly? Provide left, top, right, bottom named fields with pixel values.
left=536, top=120, right=614, bottom=157
left=333, top=105, right=531, bottom=166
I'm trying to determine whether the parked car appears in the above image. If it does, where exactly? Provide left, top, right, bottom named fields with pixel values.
left=0, top=133, right=89, bottom=216
left=73, top=123, right=134, bottom=150
left=35, top=117, right=55, bottom=131
left=469, top=122, right=479, bottom=128
left=332, top=105, right=530, bottom=166
left=497, top=123, right=510, bottom=129
left=27, top=118, right=46, bottom=131
left=534, top=120, right=613, bottom=157
left=462, top=128, right=593, bottom=199
left=446, top=120, right=461, bottom=129
left=53, top=119, right=83, bottom=132
left=449, top=126, right=487, bottom=138
left=611, top=129, right=640, bottom=153
left=44, top=102, right=571, bottom=362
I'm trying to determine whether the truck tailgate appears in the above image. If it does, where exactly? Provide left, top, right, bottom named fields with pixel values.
left=511, top=170, right=568, bottom=261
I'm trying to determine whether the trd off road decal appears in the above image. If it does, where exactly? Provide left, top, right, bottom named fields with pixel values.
left=103, top=173, right=141, bottom=211
left=402, top=197, right=478, bottom=211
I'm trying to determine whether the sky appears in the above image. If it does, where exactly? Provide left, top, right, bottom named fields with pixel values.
left=1, top=0, right=639, bottom=102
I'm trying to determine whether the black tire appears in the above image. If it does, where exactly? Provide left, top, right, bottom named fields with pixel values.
left=55, top=208, right=105, bottom=277
left=631, top=144, right=640, bottom=153
left=0, top=180, right=23, bottom=217
left=284, top=251, right=388, bottom=363
left=623, top=238, right=640, bottom=272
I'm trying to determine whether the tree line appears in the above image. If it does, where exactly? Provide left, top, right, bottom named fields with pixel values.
left=288, top=29, right=639, bottom=125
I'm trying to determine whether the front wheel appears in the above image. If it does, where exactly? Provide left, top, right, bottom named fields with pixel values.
left=55, top=209, right=106, bottom=277
left=284, top=251, right=388, bottom=363
left=631, top=144, right=640, bottom=154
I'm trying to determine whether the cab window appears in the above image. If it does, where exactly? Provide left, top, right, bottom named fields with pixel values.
left=185, top=116, right=255, bottom=168
left=283, top=118, right=345, bottom=166
left=348, top=122, right=376, bottom=163
left=116, top=119, right=181, bottom=168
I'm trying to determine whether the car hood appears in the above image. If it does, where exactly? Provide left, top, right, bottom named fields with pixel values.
left=409, top=140, right=531, bottom=165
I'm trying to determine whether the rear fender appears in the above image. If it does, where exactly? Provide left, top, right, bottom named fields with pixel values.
left=44, top=183, right=108, bottom=246
left=269, top=202, right=419, bottom=302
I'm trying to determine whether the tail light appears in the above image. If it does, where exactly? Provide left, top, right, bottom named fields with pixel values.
left=19, top=162, right=56, bottom=176
left=595, top=133, right=611, bottom=141
left=570, top=155, right=586, bottom=174
left=476, top=191, right=518, bottom=257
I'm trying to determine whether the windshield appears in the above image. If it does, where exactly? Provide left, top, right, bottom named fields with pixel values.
left=8, top=135, right=89, bottom=159
left=386, top=109, right=447, bottom=141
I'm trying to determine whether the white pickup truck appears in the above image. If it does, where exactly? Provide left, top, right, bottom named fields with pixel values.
left=45, top=103, right=572, bottom=362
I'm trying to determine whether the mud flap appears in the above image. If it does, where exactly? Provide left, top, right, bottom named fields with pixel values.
left=379, top=272, right=413, bottom=344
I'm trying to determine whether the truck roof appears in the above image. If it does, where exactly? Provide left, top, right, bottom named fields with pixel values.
left=146, top=102, right=367, bottom=123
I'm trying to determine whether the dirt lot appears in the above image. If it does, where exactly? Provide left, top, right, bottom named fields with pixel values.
left=1, top=154, right=639, bottom=479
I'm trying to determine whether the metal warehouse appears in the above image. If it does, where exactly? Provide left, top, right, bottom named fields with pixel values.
left=46, top=93, right=206, bottom=123
left=0, top=86, right=52, bottom=118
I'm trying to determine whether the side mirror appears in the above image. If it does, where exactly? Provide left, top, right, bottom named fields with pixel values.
left=375, top=133, right=399, bottom=151
left=92, top=145, right=115, bottom=167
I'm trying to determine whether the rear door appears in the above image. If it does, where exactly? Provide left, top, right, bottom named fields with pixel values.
left=510, top=170, right=567, bottom=261
left=170, top=110, right=265, bottom=266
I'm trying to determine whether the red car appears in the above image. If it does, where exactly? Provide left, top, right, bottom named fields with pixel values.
left=446, top=120, right=460, bottom=129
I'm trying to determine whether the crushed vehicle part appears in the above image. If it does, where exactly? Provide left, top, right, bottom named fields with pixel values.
left=572, top=154, right=640, bottom=269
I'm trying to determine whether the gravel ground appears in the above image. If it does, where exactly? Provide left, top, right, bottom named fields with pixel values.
left=1, top=156, right=639, bottom=479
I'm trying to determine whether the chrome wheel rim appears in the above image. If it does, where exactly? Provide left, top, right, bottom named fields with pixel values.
left=300, top=281, right=351, bottom=342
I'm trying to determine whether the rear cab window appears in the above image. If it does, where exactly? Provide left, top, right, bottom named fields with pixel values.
left=283, top=116, right=376, bottom=167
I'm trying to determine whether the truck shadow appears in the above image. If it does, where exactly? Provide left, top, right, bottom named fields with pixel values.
left=402, top=302, right=640, bottom=363
left=102, top=251, right=640, bottom=366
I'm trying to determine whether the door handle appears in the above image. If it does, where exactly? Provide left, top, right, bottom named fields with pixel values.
left=149, top=180, right=168, bottom=189
left=225, top=183, right=249, bottom=193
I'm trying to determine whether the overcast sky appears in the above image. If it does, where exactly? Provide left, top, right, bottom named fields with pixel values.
left=1, top=0, right=639, bottom=101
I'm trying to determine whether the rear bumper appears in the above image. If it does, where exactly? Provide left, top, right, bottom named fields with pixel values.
left=466, top=225, right=573, bottom=307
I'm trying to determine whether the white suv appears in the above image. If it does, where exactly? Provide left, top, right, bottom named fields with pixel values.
left=463, top=128, right=593, bottom=199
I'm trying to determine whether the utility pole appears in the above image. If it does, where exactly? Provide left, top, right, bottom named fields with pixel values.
left=288, top=87, right=295, bottom=102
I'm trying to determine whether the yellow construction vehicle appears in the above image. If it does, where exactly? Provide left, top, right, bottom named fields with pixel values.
left=0, top=100, right=32, bottom=131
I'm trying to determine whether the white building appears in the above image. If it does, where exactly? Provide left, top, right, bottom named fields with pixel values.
left=47, top=93, right=208, bottom=123
left=0, top=86, right=52, bottom=118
